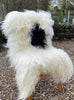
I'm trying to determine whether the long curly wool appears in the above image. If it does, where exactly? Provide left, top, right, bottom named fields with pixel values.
left=1, top=10, right=73, bottom=100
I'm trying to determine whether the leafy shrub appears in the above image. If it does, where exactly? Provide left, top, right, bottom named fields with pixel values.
left=53, top=23, right=74, bottom=40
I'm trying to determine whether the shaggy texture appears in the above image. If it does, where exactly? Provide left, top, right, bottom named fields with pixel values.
left=0, top=41, right=74, bottom=100
left=1, top=10, right=73, bottom=100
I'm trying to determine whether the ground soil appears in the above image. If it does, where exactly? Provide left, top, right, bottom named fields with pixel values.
left=0, top=40, right=74, bottom=100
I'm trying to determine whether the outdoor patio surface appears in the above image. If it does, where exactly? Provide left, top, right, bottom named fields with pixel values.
left=0, top=40, right=74, bottom=100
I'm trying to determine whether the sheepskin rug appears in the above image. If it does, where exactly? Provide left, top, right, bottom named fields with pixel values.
left=1, top=10, right=73, bottom=100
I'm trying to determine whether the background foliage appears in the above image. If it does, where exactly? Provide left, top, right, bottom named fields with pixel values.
left=0, top=0, right=74, bottom=43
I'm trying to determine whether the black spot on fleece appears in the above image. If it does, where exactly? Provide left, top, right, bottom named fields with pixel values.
left=31, top=24, right=46, bottom=48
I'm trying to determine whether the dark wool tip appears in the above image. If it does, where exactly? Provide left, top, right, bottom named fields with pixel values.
left=31, top=24, right=46, bottom=48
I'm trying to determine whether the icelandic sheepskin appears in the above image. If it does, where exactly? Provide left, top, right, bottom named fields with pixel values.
left=1, top=10, right=73, bottom=100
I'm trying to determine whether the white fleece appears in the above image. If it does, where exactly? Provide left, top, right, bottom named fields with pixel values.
left=1, top=10, right=73, bottom=100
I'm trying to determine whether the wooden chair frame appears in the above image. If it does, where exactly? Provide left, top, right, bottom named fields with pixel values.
left=29, top=74, right=62, bottom=100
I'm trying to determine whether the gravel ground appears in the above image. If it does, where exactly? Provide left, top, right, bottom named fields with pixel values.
left=0, top=40, right=74, bottom=100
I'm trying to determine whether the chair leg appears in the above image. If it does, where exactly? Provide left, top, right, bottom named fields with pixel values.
left=28, top=75, right=62, bottom=100
left=40, top=74, right=51, bottom=79
left=57, top=82, right=62, bottom=92
left=28, top=95, right=32, bottom=100
left=28, top=75, right=50, bottom=100
left=40, top=75, right=62, bottom=92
